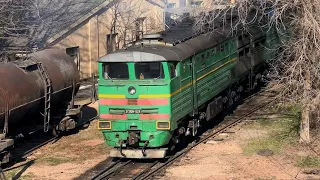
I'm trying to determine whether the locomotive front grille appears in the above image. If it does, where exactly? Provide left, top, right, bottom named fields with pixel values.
left=128, top=99, right=138, bottom=105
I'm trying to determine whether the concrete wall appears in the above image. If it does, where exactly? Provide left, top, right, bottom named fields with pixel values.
left=52, top=0, right=164, bottom=79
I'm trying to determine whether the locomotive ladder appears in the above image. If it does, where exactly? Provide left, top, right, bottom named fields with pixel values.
left=37, top=62, right=52, bottom=132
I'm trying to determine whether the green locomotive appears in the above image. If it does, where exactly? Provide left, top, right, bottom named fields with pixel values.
left=97, top=16, right=280, bottom=158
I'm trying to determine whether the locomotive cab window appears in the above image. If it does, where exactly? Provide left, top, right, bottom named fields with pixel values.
left=103, top=62, right=129, bottom=80
left=135, top=62, right=164, bottom=80
left=168, top=62, right=178, bottom=79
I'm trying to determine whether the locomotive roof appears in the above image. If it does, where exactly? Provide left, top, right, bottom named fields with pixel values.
left=98, top=27, right=230, bottom=62
left=98, top=12, right=264, bottom=63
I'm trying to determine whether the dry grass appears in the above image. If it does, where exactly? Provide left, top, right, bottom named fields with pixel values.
left=4, top=167, right=36, bottom=180
left=33, top=120, right=111, bottom=166
left=241, top=104, right=320, bottom=171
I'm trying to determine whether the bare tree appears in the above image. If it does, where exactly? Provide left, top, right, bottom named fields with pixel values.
left=0, top=0, right=114, bottom=61
left=0, top=0, right=34, bottom=61
left=101, top=0, right=163, bottom=51
left=194, top=0, right=320, bottom=143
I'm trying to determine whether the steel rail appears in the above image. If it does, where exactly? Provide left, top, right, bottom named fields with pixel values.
left=131, top=161, right=160, bottom=180
left=3, top=115, right=98, bottom=172
left=90, top=158, right=123, bottom=180
left=92, top=160, right=132, bottom=180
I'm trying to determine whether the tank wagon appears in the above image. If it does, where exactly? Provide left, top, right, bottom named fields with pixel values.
left=97, top=15, right=281, bottom=158
left=0, top=49, right=85, bottom=163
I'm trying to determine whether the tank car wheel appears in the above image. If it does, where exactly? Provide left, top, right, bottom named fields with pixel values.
left=52, top=127, right=62, bottom=137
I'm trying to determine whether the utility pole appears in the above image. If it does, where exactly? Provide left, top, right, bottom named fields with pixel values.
left=163, top=0, right=167, bottom=30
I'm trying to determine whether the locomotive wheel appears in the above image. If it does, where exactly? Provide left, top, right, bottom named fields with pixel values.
left=52, top=127, right=62, bottom=137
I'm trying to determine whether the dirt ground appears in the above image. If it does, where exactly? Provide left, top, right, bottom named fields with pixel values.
left=4, top=101, right=320, bottom=180
left=161, top=114, right=320, bottom=180
left=4, top=102, right=112, bottom=180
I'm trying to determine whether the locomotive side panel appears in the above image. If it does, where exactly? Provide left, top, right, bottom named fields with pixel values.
left=171, top=59, right=193, bottom=122
left=193, top=39, right=238, bottom=109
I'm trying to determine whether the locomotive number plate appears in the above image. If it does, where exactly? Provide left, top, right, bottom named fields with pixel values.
left=125, top=109, right=141, bottom=114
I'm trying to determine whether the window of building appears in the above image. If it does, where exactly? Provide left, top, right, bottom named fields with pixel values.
left=66, top=46, right=79, bottom=57
left=106, top=34, right=118, bottom=53
left=103, top=63, right=129, bottom=80
left=167, top=3, right=176, bottom=8
left=134, top=62, right=164, bottom=79
left=66, top=46, right=80, bottom=70
left=190, top=1, right=203, bottom=7
left=135, top=17, right=146, bottom=41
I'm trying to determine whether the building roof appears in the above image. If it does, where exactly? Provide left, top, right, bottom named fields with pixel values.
left=22, top=0, right=163, bottom=48
left=33, top=0, right=114, bottom=48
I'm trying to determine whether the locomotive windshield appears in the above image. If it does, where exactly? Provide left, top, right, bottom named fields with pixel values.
left=134, top=62, right=164, bottom=80
left=103, top=62, right=129, bottom=79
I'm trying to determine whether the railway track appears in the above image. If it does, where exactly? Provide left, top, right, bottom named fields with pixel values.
left=91, top=159, right=160, bottom=180
left=90, top=88, right=277, bottom=180
left=2, top=81, right=98, bottom=171
left=2, top=114, right=98, bottom=172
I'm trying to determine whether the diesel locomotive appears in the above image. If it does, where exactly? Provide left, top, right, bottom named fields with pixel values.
left=97, top=15, right=281, bottom=158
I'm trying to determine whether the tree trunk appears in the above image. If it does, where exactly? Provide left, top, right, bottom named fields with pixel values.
left=300, top=70, right=311, bottom=143
left=300, top=104, right=310, bottom=143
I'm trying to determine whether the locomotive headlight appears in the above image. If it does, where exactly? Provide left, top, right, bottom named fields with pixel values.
left=128, top=86, right=136, bottom=95
left=156, top=121, right=170, bottom=130
left=98, top=121, right=111, bottom=130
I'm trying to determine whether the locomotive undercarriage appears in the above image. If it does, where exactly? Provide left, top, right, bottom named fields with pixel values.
left=52, top=102, right=84, bottom=136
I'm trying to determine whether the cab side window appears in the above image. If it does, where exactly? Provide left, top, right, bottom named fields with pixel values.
left=181, top=60, right=191, bottom=79
left=168, top=62, right=178, bottom=79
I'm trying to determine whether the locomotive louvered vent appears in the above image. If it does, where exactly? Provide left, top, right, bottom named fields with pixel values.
left=128, top=99, right=138, bottom=105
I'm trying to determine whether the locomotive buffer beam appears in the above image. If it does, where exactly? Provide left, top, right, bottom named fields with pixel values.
left=110, top=148, right=168, bottom=159
left=110, top=131, right=167, bottom=158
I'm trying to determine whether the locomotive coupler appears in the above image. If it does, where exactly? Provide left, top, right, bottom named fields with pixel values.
left=128, top=131, right=140, bottom=146
left=142, top=141, right=149, bottom=157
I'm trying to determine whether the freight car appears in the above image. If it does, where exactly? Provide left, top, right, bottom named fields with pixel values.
left=0, top=49, right=89, bottom=164
left=97, top=16, right=281, bottom=158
